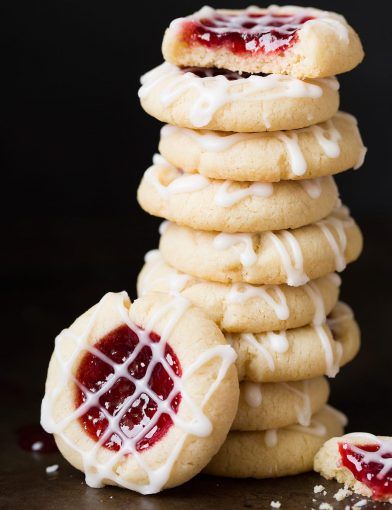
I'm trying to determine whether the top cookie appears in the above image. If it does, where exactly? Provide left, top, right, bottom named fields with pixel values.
left=162, top=5, right=364, bottom=79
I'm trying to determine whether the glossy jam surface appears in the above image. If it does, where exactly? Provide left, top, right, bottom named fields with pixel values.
left=182, top=12, right=314, bottom=55
left=18, top=424, right=58, bottom=453
left=339, top=442, right=392, bottom=501
left=75, top=324, right=182, bottom=452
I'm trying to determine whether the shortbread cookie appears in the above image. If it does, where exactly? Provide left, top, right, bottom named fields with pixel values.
left=159, top=112, right=366, bottom=182
left=40, top=291, right=239, bottom=494
left=228, top=302, right=360, bottom=382
left=159, top=207, right=362, bottom=286
left=205, top=406, right=346, bottom=478
left=138, top=251, right=341, bottom=333
left=314, top=434, right=392, bottom=503
left=138, top=156, right=339, bottom=233
left=162, top=6, right=363, bottom=78
left=138, top=63, right=339, bottom=132
left=233, top=377, right=329, bottom=431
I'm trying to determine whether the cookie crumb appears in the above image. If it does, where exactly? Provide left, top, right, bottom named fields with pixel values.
left=323, top=491, right=327, bottom=496
left=314, top=485, right=325, bottom=494
left=32, top=441, right=44, bottom=451
left=352, top=500, right=367, bottom=509
left=46, top=464, right=59, bottom=475
left=319, top=503, right=333, bottom=510
left=270, top=501, right=281, bottom=508
left=334, top=488, right=352, bottom=501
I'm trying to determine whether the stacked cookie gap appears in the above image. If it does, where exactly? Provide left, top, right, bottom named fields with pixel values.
left=137, top=5, right=366, bottom=478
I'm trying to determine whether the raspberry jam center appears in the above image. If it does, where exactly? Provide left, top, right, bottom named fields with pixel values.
left=182, top=12, right=314, bottom=55
left=339, top=442, right=392, bottom=501
left=75, top=324, right=182, bottom=452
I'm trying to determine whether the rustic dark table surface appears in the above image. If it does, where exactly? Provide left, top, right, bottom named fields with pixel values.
left=1, top=217, right=391, bottom=509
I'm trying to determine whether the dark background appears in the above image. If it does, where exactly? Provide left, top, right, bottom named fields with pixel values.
left=1, top=0, right=391, bottom=453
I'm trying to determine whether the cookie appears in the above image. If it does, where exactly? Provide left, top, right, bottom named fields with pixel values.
left=162, top=6, right=364, bottom=79
left=159, top=207, right=363, bottom=286
left=233, top=377, right=329, bottom=431
left=314, top=433, right=392, bottom=503
left=138, top=156, right=339, bottom=233
left=138, top=63, right=339, bottom=132
left=228, top=302, right=360, bottom=382
left=138, top=250, right=341, bottom=333
left=205, top=405, right=346, bottom=478
left=40, top=291, right=239, bottom=494
left=159, top=112, right=366, bottom=182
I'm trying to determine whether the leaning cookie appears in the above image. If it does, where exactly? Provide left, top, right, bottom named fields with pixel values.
left=138, top=156, right=339, bottom=233
left=159, top=207, right=363, bottom=286
left=228, top=302, right=360, bottom=382
left=314, top=433, right=392, bottom=503
left=205, top=406, right=346, bottom=478
left=159, top=113, right=366, bottom=182
left=138, top=251, right=341, bottom=333
left=233, top=377, right=329, bottom=431
left=162, top=5, right=363, bottom=78
left=138, top=63, right=339, bottom=132
left=40, top=291, right=239, bottom=494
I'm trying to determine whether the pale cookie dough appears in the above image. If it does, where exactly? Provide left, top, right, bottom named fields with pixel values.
left=233, top=377, right=329, bottom=431
left=159, top=112, right=366, bottom=182
left=162, top=6, right=364, bottom=78
left=228, top=302, right=360, bottom=382
left=314, top=434, right=392, bottom=503
left=159, top=207, right=363, bottom=286
left=205, top=406, right=346, bottom=478
left=138, top=156, right=339, bottom=233
left=138, top=250, right=341, bottom=333
left=40, top=291, right=239, bottom=494
left=138, top=62, right=339, bottom=132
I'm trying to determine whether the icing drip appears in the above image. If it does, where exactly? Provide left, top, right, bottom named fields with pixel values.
left=214, top=180, right=273, bottom=207
left=213, top=233, right=256, bottom=267
left=139, top=62, right=330, bottom=129
left=264, top=429, right=278, bottom=448
left=309, top=119, right=342, bottom=157
left=266, top=331, right=289, bottom=353
left=300, top=178, right=323, bottom=199
left=146, top=164, right=209, bottom=198
left=240, top=333, right=275, bottom=371
left=304, top=281, right=326, bottom=326
left=41, top=292, right=236, bottom=495
left=281, top=381, right=312, bottom=427
left=139, top=250, right=190, bottom=295
left=227, top=283, right=289, bottom=320
left=317, top=208, right=353, bottom=272
left=277, top=132, right=307, bottom=175
left=316, top=325, right=341, bottom=378
left=267, top=231, right=309, bottom=286
left=242, top=382, right=263, bottom=408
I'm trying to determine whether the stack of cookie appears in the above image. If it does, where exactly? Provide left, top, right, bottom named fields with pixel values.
left=137, top=5, right=366, bottom=478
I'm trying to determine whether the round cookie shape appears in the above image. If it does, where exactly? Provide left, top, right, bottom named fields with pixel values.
left=159, top=207, right=363, bottom=286
left=205, top=406, right=346, bottom=478
left=162, top=6, right=364, bottom=79
left=138, top=62, right=339, bottom=132
left=40, top=291, right=239, bottom=494
left=314, top=433, right=392, bottom=503
left=159, top=112, right=367, bottom=182
left=138, top=156, right=339, bottom=233
left=228, top=302, right=360, bottom=382
left=138, top=250, right=341, bottom=333
left=233, top=377, right=330, bottom=431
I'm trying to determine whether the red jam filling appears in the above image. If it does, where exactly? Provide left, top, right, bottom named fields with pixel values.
left=339, top=442, right=392, bottom=501
left=75, top=324, right=182, bottom=452
left=182, top=11, right=314, bottom=56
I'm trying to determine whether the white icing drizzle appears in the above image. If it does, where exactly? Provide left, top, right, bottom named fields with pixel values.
left=317, top=208, right=353, bottom=272
left=341, top=433, right=392, bottom=481
left=316, top=325, right=341, bottom=378
left=309, top=119, right=342, bottom=157
left=264, top=429, right=278, bottom=448
left=266, top=331, right=289, bottom=353
left=139, top=250, right=190, bottom=295
left=281, top=380, right=312, bottom=427
left=304, top=281, right=326, bottom=326
left=300, top=178, right=323, bottom=199
left=139, top=63, right=331, bottom=129
left=213, top=233, right=256, bottom=267
left=41, top=292, right=236, bottom=494
left=277, top=132, right=307, bottom=175
left=242, top=381, right=263, bottom=408
left=227, top=283, right=289, bottom=320
left=267, top=231, right=309, bottom=287
left=214, top=180, right=273, bottom=207
left=145, top=164, right=209, bottom=198
left=240, top=333, right=275, bottom=371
